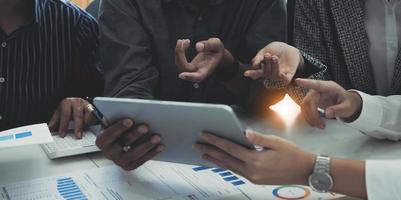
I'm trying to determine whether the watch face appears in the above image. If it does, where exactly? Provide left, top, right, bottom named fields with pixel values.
left=308, top=173, right=333, bottom=192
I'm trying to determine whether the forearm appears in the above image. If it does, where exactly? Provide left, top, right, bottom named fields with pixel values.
left=330, top=158, right=367, bottom=199
left=296, top=154, right=367, bottom=199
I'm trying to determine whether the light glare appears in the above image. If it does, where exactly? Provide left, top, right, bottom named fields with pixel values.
left=269, top=94, right=301, bottom=128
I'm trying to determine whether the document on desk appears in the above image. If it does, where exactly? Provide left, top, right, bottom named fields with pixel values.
left=0, top=161, right=342, bottom=200
left=0, top=123, right=53, bottom=149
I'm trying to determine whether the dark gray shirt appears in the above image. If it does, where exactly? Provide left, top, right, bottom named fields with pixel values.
left=99, top=0, right=286, bottom=107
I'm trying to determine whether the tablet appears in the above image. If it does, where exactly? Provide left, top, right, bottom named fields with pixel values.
left=93, top=97, right=254, bottom=166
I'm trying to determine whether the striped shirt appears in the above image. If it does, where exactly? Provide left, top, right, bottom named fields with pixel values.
left=0, top=0, right=102, bottom=131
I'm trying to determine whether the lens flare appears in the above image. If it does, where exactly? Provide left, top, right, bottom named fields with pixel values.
left=269, top=94, right=301, bottom=128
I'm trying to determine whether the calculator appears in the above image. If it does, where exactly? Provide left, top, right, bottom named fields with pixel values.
left=41, top=129, right=100, bottom=159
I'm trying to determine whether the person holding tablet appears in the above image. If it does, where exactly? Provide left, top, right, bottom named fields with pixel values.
left=194, top=79, right=401, bottom=200
left=96, top=0, right=287, bottom=171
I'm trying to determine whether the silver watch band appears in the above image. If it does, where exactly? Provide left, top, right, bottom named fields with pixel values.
left=314, top=155, right=331, bottom=174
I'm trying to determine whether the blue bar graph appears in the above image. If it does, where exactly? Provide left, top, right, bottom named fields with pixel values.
left=56, top=177, right=87, bottom=200
left=231, top=180, right=245, bottom=186
left=0, top=131, right=33, bottom=142
left=0, top=135, right=14, bottom=141
left=212, top=168, right=226, bottom=173
left=192, top=166, right=246, bottom=186
left=15, top=131, right=32, bottom=139
left=192, top=166, right=211, bottom=171
left=219, top=172, right=232, bottom=177
left=223, top=176, right=238, bottom=182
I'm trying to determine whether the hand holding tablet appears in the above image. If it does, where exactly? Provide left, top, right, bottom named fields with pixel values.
left=93, top=97, right=254, bottom=167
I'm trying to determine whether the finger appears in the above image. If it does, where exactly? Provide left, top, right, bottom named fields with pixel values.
left=102, top=143, right=124, bottom=161
left=194, top=143, right=245, bottom=175
left=196, top=38, right=223, bottom=53
left=325, top=103, right=351, bottom=119
left=122, top=145, right=164, bottom=171
left=252, top=49, right=268, bottom=68
left=271, top=56, right=280, bottom=79
left=295, top=78, right=336, bottom=93
left=121, top=124, right=150, bottom=146
left=243, top=69, right=265, bottom=80
left=72, top=99, right=84, bottom=139
left=178, top=71, right=206, bottom=82
left=263, top=54, right=272, bottom=78
left=48, top=109, right=60, bottom=132
left=301, top=91, right=325, bottom=129
left=175, top=39, right=193, bottom=72
left=121, top=137, right=160, bottom=163
left=200, top=132, right=252, bottom=162
left=245, top=130, right=287, bottom=150
left=58, top=100, right=73, bottom=137
left=96, top=119, right=134, bottom=149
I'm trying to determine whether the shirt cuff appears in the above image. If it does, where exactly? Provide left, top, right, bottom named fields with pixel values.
left=343, top=90, right=383, bottom=134
left=366, top=160, right=401, bottom=200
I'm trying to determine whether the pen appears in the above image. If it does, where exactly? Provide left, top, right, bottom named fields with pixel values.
left=86, top=104, right=108, bottom=129
left=317, top=107, right=326, bottom=118
left=86, top=103, right=132, bottom=185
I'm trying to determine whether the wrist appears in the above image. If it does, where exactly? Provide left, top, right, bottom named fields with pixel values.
left=296, top=152, right=316, bottom=185
left=213, top=49, right=238, bottom=81
left=222, top=48, right=234, bottom=66
left=341, top=91, right=363, bottom=123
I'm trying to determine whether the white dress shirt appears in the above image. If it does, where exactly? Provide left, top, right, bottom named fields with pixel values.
left=346, top=91, right=401, bottom=141
left=365, top=0, right=401, bottom=95
left=349, top=1, right=401, bottom=199
left=342, top=91, right=401, bottom=200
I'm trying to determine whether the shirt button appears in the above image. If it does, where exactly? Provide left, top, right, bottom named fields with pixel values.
left=1, top=42, right=6, bottom=48
left=0, top=77, right=5, bottom=83
left=193, top=83, right=200, bottom=89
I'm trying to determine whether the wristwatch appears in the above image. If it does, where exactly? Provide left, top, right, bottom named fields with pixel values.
left=308, top=155, right=334, bottom=193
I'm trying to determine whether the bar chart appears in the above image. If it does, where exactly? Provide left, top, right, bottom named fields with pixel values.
left=56, top=177, right=87, bottom=200
left=192, top=166, right=246, bottom=186
left=0, top=131, right=32, bottom=142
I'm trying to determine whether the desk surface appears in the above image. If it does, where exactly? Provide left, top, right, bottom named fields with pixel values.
left=1, top=114, right=400, bottom=190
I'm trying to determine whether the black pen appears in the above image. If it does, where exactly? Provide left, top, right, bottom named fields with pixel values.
left=86, top=104, right=108, bottom=128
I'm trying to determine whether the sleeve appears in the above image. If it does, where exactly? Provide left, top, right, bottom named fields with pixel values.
left=264, top=0, right=331, bottom=103
left=99, top=0, right=158, bottom=99
left=344, top=91, right=401, bottom=141
left=366, top=160, right=401, bottom=200
left=218, top=0, right=287, bottom=110
left=69, top=11, right=104, bottom=98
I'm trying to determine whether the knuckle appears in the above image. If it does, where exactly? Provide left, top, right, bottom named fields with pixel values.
left=95, top=138, right=104, bottom=149
left=60, top=112, right=71, bottom=118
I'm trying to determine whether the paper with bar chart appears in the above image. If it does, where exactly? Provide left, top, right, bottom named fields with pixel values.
left=0, top=123, right=53, bottom=149
left=0, top=161, right=342, bottom=200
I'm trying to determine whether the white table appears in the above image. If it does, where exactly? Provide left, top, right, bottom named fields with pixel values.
left=1, top=113, right=400, bottom=198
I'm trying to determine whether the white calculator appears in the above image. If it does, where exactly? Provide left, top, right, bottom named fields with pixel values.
left=41, top=127, right=101, bottom=159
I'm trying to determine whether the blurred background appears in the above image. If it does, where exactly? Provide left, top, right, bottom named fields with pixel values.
left=70, top=0, right=93, bottom=9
